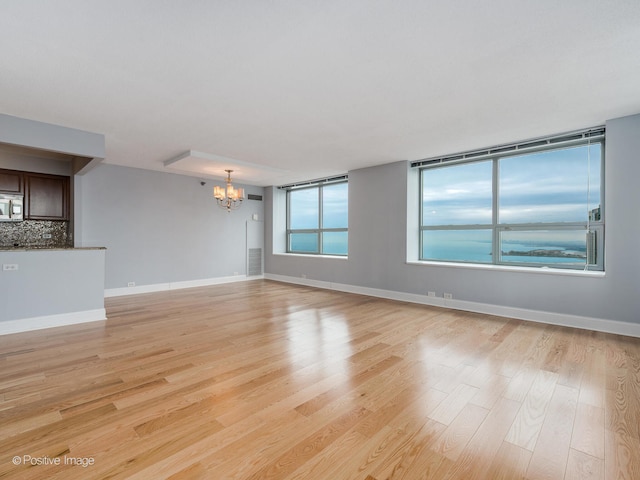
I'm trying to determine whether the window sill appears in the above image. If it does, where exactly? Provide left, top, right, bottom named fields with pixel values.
left=274, top=253, right=349, bottom=260
left=407, top=260, right=605, bottom=277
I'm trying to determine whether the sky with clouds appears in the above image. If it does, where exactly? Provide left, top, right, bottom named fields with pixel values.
left=422, top=144, right=602, bottom=226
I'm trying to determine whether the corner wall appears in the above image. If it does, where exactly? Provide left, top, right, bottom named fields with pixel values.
left=264, top=112, right=640, bottom=332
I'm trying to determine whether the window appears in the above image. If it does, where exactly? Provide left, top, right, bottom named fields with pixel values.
left=285, top=178, right=348, bottom=255
left=418, top=129, right=604, bottom=270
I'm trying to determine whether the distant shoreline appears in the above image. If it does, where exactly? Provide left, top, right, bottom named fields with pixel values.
left=502, top=249, right=586, bottom=259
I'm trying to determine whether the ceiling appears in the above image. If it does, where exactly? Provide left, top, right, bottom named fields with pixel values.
left=1, top=1, right=640, bottom=186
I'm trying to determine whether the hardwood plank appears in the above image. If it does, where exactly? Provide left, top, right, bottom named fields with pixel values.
left=438, top=396, right=522, bottom=480
left=604, top=428, right=640, bottom=480
left=566, top=448, right=604, bottom=480
left=354, top=383, right=435, bottom=439
left=502, top=367, right=538, bottom=403
left=125, top=409, right=268, bottom=480
left=282, top=429, right=369, bottom=480
left=469, top=373, right=510, bottom=410
left=0, top=279, right=638, bottom=480
left=571, top=402, right=605, bottom=459
left=525, top=384, right=579, bottom=480
left=294, top=355, right=403, bottom=417
left=166, top=462, right=208, bottom=480
left=0, top=410, right=62, bottom=441
left=383, top=423, right=451, bottom=480
left=364, top=419, right=447, bottom=480
left=427, top=383, right=479, bottom=426
left=246, top=406, right=371, bottom=480
left=430, top=403, right=489, bottom=461
left=484, top=441, right=532, bottom=480
left=579, top=348, right=606, bottom=408
left=504, top=369, right=558, bottom=450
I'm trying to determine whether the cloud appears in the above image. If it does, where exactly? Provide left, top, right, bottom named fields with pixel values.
left=422, top=144, right=602, bottom=225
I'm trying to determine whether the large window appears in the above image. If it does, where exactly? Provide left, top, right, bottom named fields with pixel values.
left=418, top=129, right=604, bottom=270
left=286, top=179, right=348, bottom=255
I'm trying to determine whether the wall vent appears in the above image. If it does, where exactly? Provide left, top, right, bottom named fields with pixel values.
left=248, top=194, right=263, bottom=201
left=248, top=248, right=263, bottom=276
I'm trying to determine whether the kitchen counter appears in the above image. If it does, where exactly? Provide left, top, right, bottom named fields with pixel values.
left=0, top=248, right=106, bottom=333
left=0, top=246, right=106, bottom=251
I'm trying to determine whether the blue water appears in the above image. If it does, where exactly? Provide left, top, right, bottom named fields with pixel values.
left=291, top=233, right=585, bottom=265
left=290, top=232, right=348, bottom=255
left=423, top=239, right=586, bottom=265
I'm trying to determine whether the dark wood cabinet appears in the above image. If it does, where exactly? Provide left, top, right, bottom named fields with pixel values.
left=0, top=169, right=23, bottom=194
left=25, top=173, right=70, bottom=220
left=0, top=168, right=70, bottom=220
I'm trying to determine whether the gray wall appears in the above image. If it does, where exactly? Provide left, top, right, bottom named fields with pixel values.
left=76, top=164, right=265, bottom=289
left=265, top=112, right=640, bottom=325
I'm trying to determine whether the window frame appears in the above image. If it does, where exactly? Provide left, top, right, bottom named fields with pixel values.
left=285, top=179, right=348, bottom=256
left=418, top=131, right=605, bottom=271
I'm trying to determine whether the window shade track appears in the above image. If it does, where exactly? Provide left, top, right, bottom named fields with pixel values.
left=278, top=174, right=348, bottom=190
left=411, top=126, right=605, bottom=168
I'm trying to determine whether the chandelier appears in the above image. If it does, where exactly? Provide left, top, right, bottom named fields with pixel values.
left=213, top=170, right=245, bottom=212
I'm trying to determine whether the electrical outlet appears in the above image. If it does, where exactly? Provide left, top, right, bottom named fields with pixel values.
left=444, top=293, right=453, bottom=300
left=3, top=264, right=18, bottom=271
left=42, top=233, right=52, bottom=239
left=127, top=282, right=135, bottom=287
left=428, top=291, right=436, bottom=297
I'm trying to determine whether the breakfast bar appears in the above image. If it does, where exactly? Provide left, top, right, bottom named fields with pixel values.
left=0, top=247, right=106, bottom=333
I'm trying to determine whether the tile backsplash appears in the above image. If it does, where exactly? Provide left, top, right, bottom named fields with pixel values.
left=0, top=220, right=70, bottom=249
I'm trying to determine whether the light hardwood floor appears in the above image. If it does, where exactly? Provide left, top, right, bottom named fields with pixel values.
left=1, top=280, right=639, bottom=479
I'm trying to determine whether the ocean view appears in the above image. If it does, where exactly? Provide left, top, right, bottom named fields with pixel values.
left=422, top=238, right=587, bottom=266
left=290, top=232, right=348, bottom=255
left=292, top=234, right=588, bottom=266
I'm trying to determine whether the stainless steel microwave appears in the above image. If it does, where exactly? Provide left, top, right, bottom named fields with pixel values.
left=0, top=194, right=24, bottom=221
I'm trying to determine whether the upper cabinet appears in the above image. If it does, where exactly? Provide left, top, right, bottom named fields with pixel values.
left=0, top=169, right=23, bottom=194
left=25, top=173, right=70, bottom=220
left=0, top=168, right=70, bottom=220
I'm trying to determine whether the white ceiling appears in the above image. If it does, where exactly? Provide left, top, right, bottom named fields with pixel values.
left=1, top=1, right=640, bottom=186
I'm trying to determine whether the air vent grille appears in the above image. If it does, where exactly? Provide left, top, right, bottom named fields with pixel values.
left=248, top=248, right=263, bottom=276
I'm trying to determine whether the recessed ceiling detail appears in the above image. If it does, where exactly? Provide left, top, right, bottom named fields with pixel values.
left=163, top=150, right=291, bottom=186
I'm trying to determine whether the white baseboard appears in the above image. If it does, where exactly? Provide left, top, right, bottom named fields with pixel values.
left=105, top=274, right=264, bottom=298
left=6, top=274, right=635, bottom=338
left=1, top=276, right=264, bottom=335
left=0, top=309, right=107, bottom=336
left=264, top=273, right=640, bottom=338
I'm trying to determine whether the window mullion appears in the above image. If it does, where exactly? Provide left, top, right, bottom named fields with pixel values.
left=318, top=185, right=323, bottom=254
left=286, top=190, right=291, bottom=252
left=419, top=169, right=424, bottom=260
left=492, top=157, right=499, bottom=265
